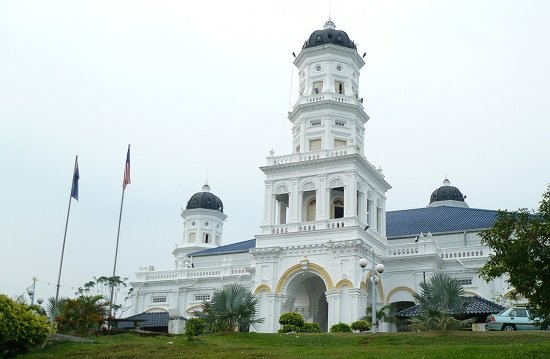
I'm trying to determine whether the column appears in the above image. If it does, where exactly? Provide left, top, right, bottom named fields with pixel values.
left=317, top=177, right=328, bottom=221
left=345, top=174, right=357, bottom=218
left=262, top=182, right=273, bottom=226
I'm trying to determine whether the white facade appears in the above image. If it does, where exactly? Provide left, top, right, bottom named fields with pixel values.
left=130, top=21, right=511, bottom=332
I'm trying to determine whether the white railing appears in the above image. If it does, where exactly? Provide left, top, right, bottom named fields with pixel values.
left=439, top=246, right=486, bottom=260
left=297, top=94, right=362, bottom=106
left=386, top=242, right=488, bottom=260
left=267, top=145, right=357, bottom=165
left=134, top=266, right=251, bottom=282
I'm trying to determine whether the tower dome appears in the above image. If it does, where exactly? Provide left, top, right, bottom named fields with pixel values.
left=427, top=179, right=468, bottom=208
left=186, top=184, right=224, bottom=212
left=302, top=19, right=356, bottom=49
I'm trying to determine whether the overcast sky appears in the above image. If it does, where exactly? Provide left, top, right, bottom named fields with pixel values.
left=1, top=0, right=549, bottom=302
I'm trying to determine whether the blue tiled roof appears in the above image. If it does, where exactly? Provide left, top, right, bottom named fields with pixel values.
left=189, top=207, right=499, bottom=255
left=191, top=239, right=256, bottom=257
left=395, top=296, right=504, bottom=318
left=117, top=312, right=169, bottom=329
left=386, top=206, right=499, bottom=238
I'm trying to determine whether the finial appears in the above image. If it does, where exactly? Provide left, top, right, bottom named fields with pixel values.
left=324, top=18, right=336, bottom=30
left=202, top=184, right=211, bottom=192
left=443, top=178, right=450, bottom=186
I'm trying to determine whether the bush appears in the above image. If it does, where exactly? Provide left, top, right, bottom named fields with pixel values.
left=278, top=324, right=301, bottom=333
left=279, top=312, right=305, bottom=327
left=185, top=318, right=205, bottom=339
left=351, top=320, right=370, bottom=333
left=0, top=295, right=53, bottom=357
left=330, top=322, right=352, bottom=333
left=300, top=322, right=321, bottom=333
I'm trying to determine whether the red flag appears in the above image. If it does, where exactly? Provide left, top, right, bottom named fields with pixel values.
left=123, top=145, right=131, bottom=189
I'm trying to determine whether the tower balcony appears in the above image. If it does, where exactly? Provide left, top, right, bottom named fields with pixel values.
left=267, top=144, right=357, bottom=166
left=261, top=217, right=363, bottom=235
left=296, top=93, right=364, bottom=107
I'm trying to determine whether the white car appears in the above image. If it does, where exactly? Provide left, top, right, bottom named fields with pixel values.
left=485, top=307, right=543, bottom=331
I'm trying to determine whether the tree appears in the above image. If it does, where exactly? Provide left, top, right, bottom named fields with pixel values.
left=363, top=303, right=397, bottom=329
left=77, top=276, right=134, bottom=318
left=0, top=295, right=53, bottom=357
left=197, top=284, right=263, bottom=332
left=56, top=294, right=108, bottom=336
left=409, top=274, right=474, bottom=331
left=479, top=185, right=550, bottom=325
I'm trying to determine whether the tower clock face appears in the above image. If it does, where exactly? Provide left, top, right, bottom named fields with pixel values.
left=336, top=65, right=342, bottom=71
left=315, top=65, right=321, bottom=71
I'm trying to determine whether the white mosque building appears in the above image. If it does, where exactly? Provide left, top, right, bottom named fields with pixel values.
left=129, top=20, right=510, bottom=333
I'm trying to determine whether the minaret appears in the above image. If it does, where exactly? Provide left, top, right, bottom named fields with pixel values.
left=172, top=184, right=227, bottom=268
left=291, top=19, right=367, bottom=155
left=258, top=20, right=391, bottom=243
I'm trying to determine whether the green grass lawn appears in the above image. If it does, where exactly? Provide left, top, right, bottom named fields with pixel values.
left=22, top=331, right=550, bottom=359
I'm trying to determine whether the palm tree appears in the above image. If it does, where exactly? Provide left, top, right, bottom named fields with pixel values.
left=363, top=303, right=397, bottom=329
left=409, top=274, right=474, bottom=331
left=197, top=284, right=263, bottom=332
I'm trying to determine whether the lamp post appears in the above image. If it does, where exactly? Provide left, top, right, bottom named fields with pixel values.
left=359, top=254, right=385, bottom=333
left=26, top=277, right=37, bottom=306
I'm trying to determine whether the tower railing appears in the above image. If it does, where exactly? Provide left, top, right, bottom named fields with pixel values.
left=267, top=144, right=357, bottom=165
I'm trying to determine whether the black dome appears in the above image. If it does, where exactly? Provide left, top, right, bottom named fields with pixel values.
left=429, top=179, right=465, bottom=204
left=186, top=184, right=223, bottom=212
left=302, top=20, right=356, bottom=50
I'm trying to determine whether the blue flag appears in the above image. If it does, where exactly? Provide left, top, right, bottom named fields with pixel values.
left=71, top=157, right=79, bottom=201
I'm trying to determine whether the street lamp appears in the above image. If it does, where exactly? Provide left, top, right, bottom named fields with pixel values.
left=359, top=256, right=385, bottom=333
left=26, top=277, right=37, bottom=305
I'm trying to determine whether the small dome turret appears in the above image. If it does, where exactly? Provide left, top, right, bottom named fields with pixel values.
left=302, top=20, right=356, bottom=50
left=427, top=179, right=469, bottom=208
left=186, top=184, right=224, bottom=212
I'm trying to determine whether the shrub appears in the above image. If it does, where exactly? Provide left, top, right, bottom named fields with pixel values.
left=330, top=322, right=352, bottom=333
left=351, top=320, right=370, bottom=332
left=0, top=295, right=53, bottom=357
left=300, top=322, right=321, bottom=333
left=279, top=312, right=305, bottom=327
left=277, top=324, right=301, bottom=333
left=185, top=318, right=205, bottom=339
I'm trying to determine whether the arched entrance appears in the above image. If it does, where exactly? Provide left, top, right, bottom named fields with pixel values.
left=285, top=272, right=329, bottom=331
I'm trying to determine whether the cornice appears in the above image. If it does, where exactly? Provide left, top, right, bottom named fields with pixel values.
left=288, top=100, right=369, bottom=124
left=260, top=153, right=391, bottom=191
left=294, top=45, right=365, bottom=69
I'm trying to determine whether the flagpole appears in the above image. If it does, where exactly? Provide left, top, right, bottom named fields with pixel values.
left=54, top=155, right=78, bottom=318
left=109, top=144, right=131, bottom=321
left=109, top=186, right=125, bottom=319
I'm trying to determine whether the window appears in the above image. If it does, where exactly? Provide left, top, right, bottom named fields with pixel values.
left=152, top=296, right=167, bottom=303
left=312, top=81, right=323, bottom=94
left=295, top=145, right=300, bottom=153
left=335, top=120, right=345, bottom=127
left=309, top=139, right=321, bottom=151
left=188, top=232, right=196, bottom=243
left=203, top=233, right=210, bottom=243
left=311, top=120, right=321, bottom=126
left=455, top=278, right=473, bottom=286
left=334, top=139, right=346, bottom=148
left=194, top=294, right=211, bottom=301
left=335, top=81, right=344, bottom=94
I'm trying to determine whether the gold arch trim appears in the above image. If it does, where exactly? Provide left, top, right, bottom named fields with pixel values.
left=335, top=279, right=354, bottom=289
left=275, top=262, right=334, bottom=294
left=145, top=307, right=168, bottom=313
left=254, top=284, right=273, bottom=294
left=385, top=286, right=417, bottom=303
left=186, top=304, right=203, bottom=314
